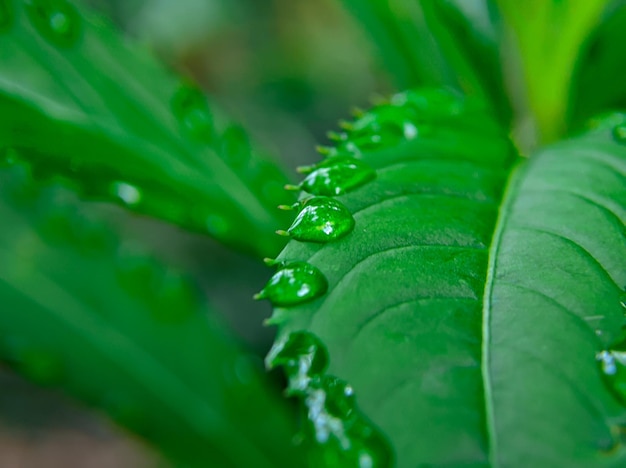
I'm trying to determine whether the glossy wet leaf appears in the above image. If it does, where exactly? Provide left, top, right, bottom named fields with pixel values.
left=266, top=90, right=626, bottom=466
left=0, top=0, right=293, bottom=257
left=497, top=0, right=609, bottom=141
left=0, top=166, right=302, bottom=468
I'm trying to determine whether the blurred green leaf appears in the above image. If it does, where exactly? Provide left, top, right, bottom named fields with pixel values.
left=0, top=0, right=293, bottom=258
left=0, top=162, right=304, bottom=468
left=497, top=0, right=609, bottom=142
left=338, top=0, right=509, bottom=121
left=569, top=4, right=626, bottom=127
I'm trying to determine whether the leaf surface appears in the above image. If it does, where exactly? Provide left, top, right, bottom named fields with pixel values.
left=0, top=0, right=292, bottom=257
left=264, top=90, right=626, bottom=466
left=0, top=163, right=302, bottom=468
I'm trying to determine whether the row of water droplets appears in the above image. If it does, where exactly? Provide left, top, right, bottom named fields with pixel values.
left=255, top=89, right=469, bottom=307
left=266, top=331, right=392, bottom=467
left=1, top=0, right=289, bottom=243
left=255, top=90, right=471, bottom=466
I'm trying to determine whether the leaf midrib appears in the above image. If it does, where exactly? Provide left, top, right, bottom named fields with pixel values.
left=480, top=160, right=525, bottom=466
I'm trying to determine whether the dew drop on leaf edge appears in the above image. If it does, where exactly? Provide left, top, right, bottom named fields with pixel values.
left=287, top=197, right=355, bottom=243
left=255, top=261, right=328, bottom=307
left=301, top=157, right=376, bottom=196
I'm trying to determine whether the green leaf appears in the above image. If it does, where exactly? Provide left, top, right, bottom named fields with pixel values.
left=0, top=163, right=303, bottom=468
left=569, top=4, right=626, bottom=127
left=338, top=0, right=510, bottom=121
left=261, top=89, right=626, bottom=466
left=0, top=0, right=293, bottom=257
left=497, top=0, right=609, bottom=142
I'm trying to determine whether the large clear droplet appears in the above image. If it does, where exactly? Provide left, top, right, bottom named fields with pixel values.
left=255, top=261, right=328, bottom=307
left=287, top=197, right=355, bottom=243
left=301, top=157, right=376, bottom=196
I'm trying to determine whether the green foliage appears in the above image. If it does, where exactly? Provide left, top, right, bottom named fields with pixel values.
left=0, top=0, right=293, bottom=257
left=497, top=0, right=609, bottom=142
left=0, top=161, right=303, bottom=468
left=1, top=0, right=626, bottom=467
left=339, top=0, right=510, bottom=121
left=262, top=90, right=626, bottom=466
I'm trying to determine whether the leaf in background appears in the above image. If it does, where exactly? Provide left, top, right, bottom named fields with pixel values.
left=0, top=0, right=294, bottom=258
left=497, top=0, right=609, bottom=142
left=338, top=0, right=510, bottom=121
left=258, top=89, right=626, bottom=466
left=0, top=162, right=304, bottom=468
left=569, top=4, right=626, bottom=128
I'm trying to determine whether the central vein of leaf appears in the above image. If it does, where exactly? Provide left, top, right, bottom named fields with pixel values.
left=481, top=161, right=524, bottom=466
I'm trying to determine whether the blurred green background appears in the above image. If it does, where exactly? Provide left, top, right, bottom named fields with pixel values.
left=0, top=0, right=388, bottom=466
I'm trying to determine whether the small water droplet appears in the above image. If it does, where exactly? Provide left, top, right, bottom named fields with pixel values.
left=613, top=124, right=626, bottom=143
left=301, top=157, right=376, bottom=196
left=267, top=331, right=329, bottom=392
left=25, top=0, right=81, bottom=47
left=620, top=288, right=626, bottom=309
left=321, top=376, right=357, bottom=420
left=287, top=197, right=355, bottom=243
left=110, top=181, right=141, bottom=205
left=171, top=86, right=214, bottom=142
left=598, top=350, right=618, bottom=375
left=0, top=0, right=13, bottom=31
left=255, top=261, right=328, bottom=307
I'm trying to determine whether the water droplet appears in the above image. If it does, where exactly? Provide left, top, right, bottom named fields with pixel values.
left=110, top=181, right=141, bottom=205
left=301, top=157, right=376, bottom=196
left=347, top=421, right=394, bottom=468
left=598, top=350, right=618, bottom=375
left=287, top=197, right=355, bottom=243
left=25, top=0, right=81, bottom=47
left=255, top=261, right=328, bottom=307
left=171, top=86, right=214, bottom=142
left=0, top=0, right=13, bottom=31
left=321, top=376, right=356, bottom=420
left=613, top=124, right=626, bottom=143
left=267, top=331, right=329, bottom=392
left=620, top=287, right=626, bottom=309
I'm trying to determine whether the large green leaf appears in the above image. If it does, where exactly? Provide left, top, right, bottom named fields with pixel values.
left=0, top=162, right=303, bottom=468
left=497, top=0, right=609, bottom=142
left=0, top=0, right=293, bottom=257
left=260, top=89, right=626, bottom=466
